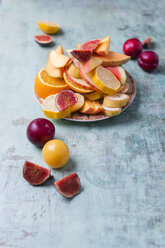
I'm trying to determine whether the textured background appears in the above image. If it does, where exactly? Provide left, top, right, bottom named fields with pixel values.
left=0, top=0, right=165, bottom=247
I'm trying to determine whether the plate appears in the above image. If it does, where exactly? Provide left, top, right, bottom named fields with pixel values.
left=35, top=71, right=136, bottom=122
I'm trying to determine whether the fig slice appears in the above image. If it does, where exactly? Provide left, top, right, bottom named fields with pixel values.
left=55, top=173, right=81, bottom=198
left=34, top=34, right=52, bottom=45
left=81, top=39, right=101, bottom=51
left=55, top=90, right=78, bottom=111
left=71, top=49, right=92, bottom=62
left=23, top=161, right=51, bottom=185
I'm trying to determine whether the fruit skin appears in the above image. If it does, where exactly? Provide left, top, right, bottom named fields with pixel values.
left=92, top=101, right=103, bottom=114
left=105, top=66, right=127, bottom=85
left=83, top=57, right=102, bottom=74
left=34, top=34, right=52, bottom=45
left=42, top=139, right=70, bottom=168
left=71, top=50, right=92, bottom=62
left=103, top=93, right=130, bottom=108
left=85, top=91, right=103, bottom=101
left=27, top=118, right=55, bottom=147
left=102, top=105, right=122, bottom=117
left=50, top=50, right=71, bottom=68
left=23, top=161, right=51, bottom=185
left=94, top=36, right=110, bottom=56
left=37, top=21, right=60, bottom=34
left=56, top=90, right=78, bottom=111
left=123, top=38, right=143, bottom=59
left=80, top=99, right=95, bottom=114
left=81, top=39, right=101, bottom=51
left=138, top=51, right=159, bottom=71
left=55, top=173, right=81, bottom=198
left=93, top=51, right=130, bottom=66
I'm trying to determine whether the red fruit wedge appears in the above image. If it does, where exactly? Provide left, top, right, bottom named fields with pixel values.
left=23, top=161, right=51, bottom=185
left=142, top=37, right=152, bottom=49
left=71, top=50, right=92, bottom=62
left=105, top=66, right=127, bottom=85
left=81, top=39, right=101, bottom=51
left=34, top=34, right=52, bottom=45
left=56, top=90, right=78, bottom=111
left=55, top=173, right=81, bottom=198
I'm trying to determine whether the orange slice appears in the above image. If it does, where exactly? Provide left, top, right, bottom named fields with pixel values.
left=34, top=68, right=69, bottom=99
left=37, top=21, right=60, bottom=34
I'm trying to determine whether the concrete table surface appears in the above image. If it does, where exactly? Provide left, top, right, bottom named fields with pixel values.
left=0, top=0, right=165, bottom=247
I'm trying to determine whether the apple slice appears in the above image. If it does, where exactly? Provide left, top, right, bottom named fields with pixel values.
left=80, top=99, right=95, bottom=114
left=50, top=50, right=71, bottom=68
left=103, top=93, right=130, bottom=108
left=84, top=57, right=102, bottom=74
left=94, top=51, right=131, bottom=66
left=92, top=66, right=121, bottom=95
left=92, top=101, right=103, bottom=114
left=102, top=105, right=122, bottom=117
left=65, top=69, right=93, bottom=90
left=81, top=39, right=101, bottom=51
left=119, top=82, right=130, bottom=93
left=94, top=36, right=110, bottom=56
left=45, top=58, right=63, bottom=78
left=85, top=91, right=103, bottom=101
left=71, top=50, right=92, bottom=62
left=105, top=66, right=127, bottom=85
left=67, top=63, right=82, bottom=79
left=55, top=45, right=64, bottom=54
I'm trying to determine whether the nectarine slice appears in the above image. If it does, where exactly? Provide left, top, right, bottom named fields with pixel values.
left=45, top=58, right=63, bottom=78
left=81, top=39, right=101, bottom=51
left=50, top=50, right=71, bottom=68
left=94, top=36, right=110, bottom=56
left=92, top=101, right=103, bottom=114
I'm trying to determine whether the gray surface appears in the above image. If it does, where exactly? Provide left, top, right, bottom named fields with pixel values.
left=0, top=0, right=165, bottom=247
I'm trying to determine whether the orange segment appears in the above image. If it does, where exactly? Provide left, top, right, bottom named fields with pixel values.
left=34, top=68, right=69, bottom=99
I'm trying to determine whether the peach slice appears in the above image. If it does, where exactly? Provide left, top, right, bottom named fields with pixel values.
left=103, top=93, right=130, bottom=108
left=92, top=101, right=104, bottom=114
left=45, top=58, right=63, bottom=78
left=71, top=50, right=92, bottom=62
left=55, top=45, right=64, bottom=54
left=56, top=90, right=78, bottom=111
left=65, top=69, right=93, bottom=90
left=102, top=105, right=122, bottom=117
left=84, top=57, right=102, bottom=74
left=67, top=63, right=82, bottom=79
left=85, top=91, right=103, bottom=101
left=50, top=50, right=71, bottom=68
left=94, top=51, right=131, bottom=66
left=80, top=99, right=95, bottom=114
left=81, top=39, right=101, bottom=51
left=94, top=36, right=110, bottom=56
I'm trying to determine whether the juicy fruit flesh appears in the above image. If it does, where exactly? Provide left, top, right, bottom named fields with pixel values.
left=23, top=161, right=50, bottom=185
left=34, top=35, right=52, bottom=42
left=55, top=173, right=80, bottom=198
left=56, top=90, right=78, bottom=111
left=81, top=39, right=100, bottom=51
left=96, top=67, right=120, bottom=89
left=40, top=69, right=66, bottom=86
left=71, top=50, right=92, bottom=62
left=105, top=66, right=126, bottom=85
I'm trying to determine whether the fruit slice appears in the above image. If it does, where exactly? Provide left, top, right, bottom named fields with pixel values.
left=55, top=173, right=81, bottom=198
left=77, top=43, right=82, bottom=49
left=85, top=91, right=103, bottom=100
left=34, top=68, right=68, bottom=99
left=23, top=161, right=51, bottom=185
left=67, top=63, right=82, bottom=79
left=119, top=82, right=130, bottom=93
left=65, top=69, right=93, bottom=90
left=105, top=66, right=127, bottom=85
left=71, top=50, right=92, bottom=62
left=83, top=57, right=102, bottom=74
left=50, top=50, right=71, bottom=68
left=102, top=105, right=122, bottom=117
left=81, top=39, right=101, bottom=51
left=45, top=59, right=63, bottom=78
left=93, top=51, right=131, bottom=66
left=142, top=37, right=152, bottom=49
left=103, top=93, right=130, bottom=108
left=56, top=90, right=78, bottom=111
left=55, top=45, right=64, bottom=54
left=34, top=34, right=52, bottom=45
left=94, top=36, right=110, bottom=56
left=65, top=49, right=74, bottom=59
left=93, top=101, right=104, bottom=114
left=71, top=93, right=84, bottom=112
left=80, top=99, right=95, bottom=114
left=37, top=20, right=60, bottom=34
left=92, top=66, right=121, bottom=95
left=63, top=72, right=93, bottom=94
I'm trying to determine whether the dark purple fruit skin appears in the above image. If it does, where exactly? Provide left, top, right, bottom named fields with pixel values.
left=138, top=51, right=159, bottom=71
left=123, top=38, right=143, bottom=59
left=27, top=118, right=55, bottom=147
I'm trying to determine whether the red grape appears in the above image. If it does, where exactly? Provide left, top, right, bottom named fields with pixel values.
left=27, top=118, right=55, bottom=147
left=123, top=38, right=143, bottom=59
left=138, top=51, right=159, bottom=71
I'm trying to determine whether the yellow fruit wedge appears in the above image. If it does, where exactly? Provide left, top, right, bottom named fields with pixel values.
left=85, top=91, right=103, bottom=100
left=45, top=58, right=63, bottom=78
left=42, top=93, right=84, bottom=119
left=102, top=105, right=122, bottom=116
left=103, top=93, right=130, bottom=108
left=92, top=66, right=121, bottom=95
left=38, top=21, right=60, bottom=34
left=67, top=63, right=82, bottom=79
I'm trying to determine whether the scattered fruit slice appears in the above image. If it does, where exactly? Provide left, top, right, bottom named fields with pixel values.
left=77, top=43, right=82, bottom=49
left=65, top=69, right=93, bottom=90
left=67, top=63, right=82, bottom=79
left=50, top=50, right=71, bottom=68
left=71, top=50, right=92, bottom=62
left=92, top=66, right=121, bottom=95
left=23, top=161, right=51, bottom=185
left=142, top=37, right=152, bottom=49
left=93, top=101, right=104, bottom=114
left=105, top=66, right=127, bottom=85
left=94, top=36, right=110, bottom=56
left=102, top=105, right=122, bottom=117
left=103, top=93, right=130, bottom=108
left=34, top=34, right=52, bottom=45
left=55, top=173, right=81, bottom=198
left=34, top=68, right=68, bottom=99
left=55, top=45, right=64, bottom=54
left=85, top=91, right=103, bottom=100
left=80, top=99, right=95, bottom=114
left=83, top=57, right=102, bottom=74
left=37, top=20, right=60, bottom=34
left=93, top=51, right=131, bottom=66
left=63, top=72, right=93, bottom=93
left=81, top=39, right=101, bottom=51
left=56, top=90, right=78, bottom=111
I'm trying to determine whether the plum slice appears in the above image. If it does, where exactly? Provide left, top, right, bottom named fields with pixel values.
left=71, top=50, right=92, bottom=62
left=81, top=39, right=101, bottom=51
left=55, top=90, right=78, bottom=111
left=55, top=173, right=81, bottom=198
left=23, top=161, right=51, bottom=185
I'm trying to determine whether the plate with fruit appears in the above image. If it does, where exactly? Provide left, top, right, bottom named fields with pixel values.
left=34, top=36, right=136, bottom=122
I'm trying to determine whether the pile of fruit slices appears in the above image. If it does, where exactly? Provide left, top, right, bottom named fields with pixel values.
left=34, top=35, right=133, bottom=119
